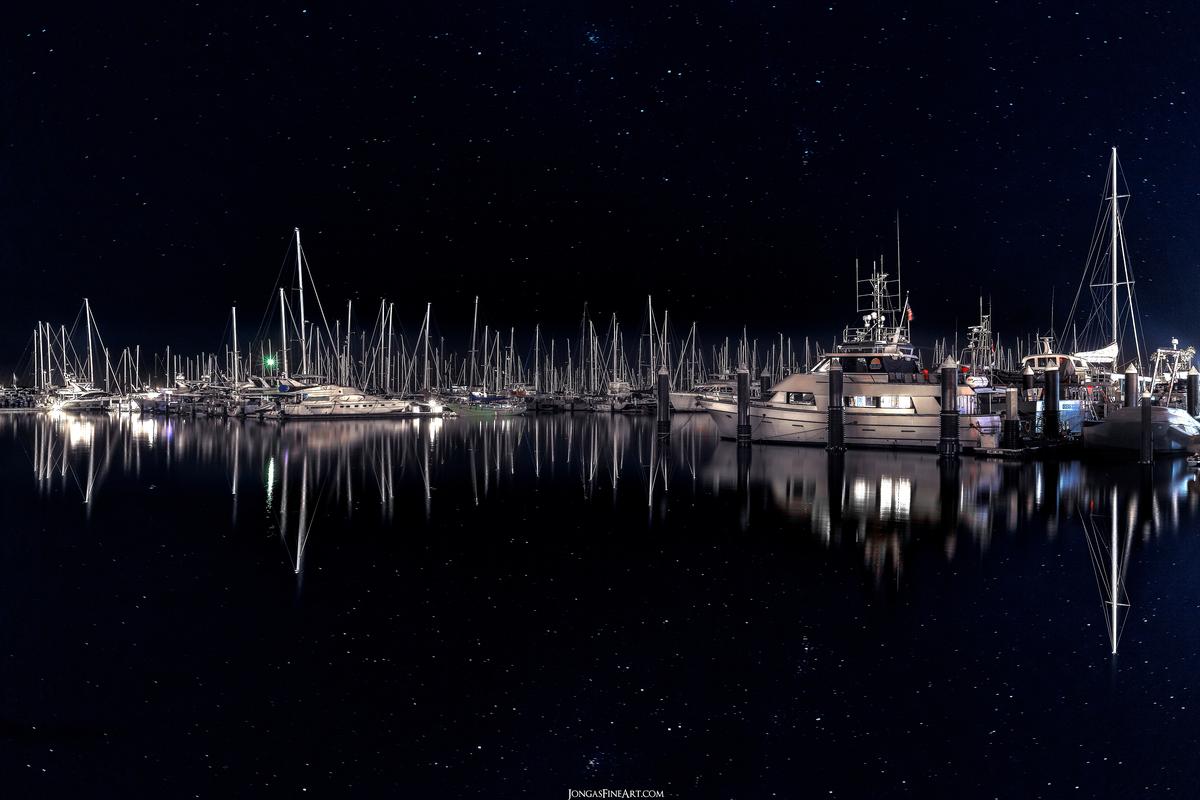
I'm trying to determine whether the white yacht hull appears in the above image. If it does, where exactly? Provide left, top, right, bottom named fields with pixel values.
left=1082, top=405, right=1200, bottom=453
left=702, top=399, right=1000, bottom=450
left=668, top=391, right=706, bottom=412
left=275, top=401, right=436, bottom=419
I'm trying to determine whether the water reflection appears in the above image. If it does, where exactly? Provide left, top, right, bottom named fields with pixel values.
left=6, top=410, right=1197, bottom=652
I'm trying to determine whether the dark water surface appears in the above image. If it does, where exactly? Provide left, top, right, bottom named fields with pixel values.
left=3, top=412, right=1199, bottom=797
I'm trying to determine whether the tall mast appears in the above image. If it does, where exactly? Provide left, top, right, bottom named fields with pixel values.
left=84, top=297, right=95, bottom=384
left=469, top=295, right=479, bottom=389
left=231, top=306, right=239, bottom=383
left=424, top=303, right=432, bottom=393
left=279, top=287, right=289, bottom=378
left=534, top=323, right=540, bottom=393
left=647, top=295, right=655, bottom=377
left=1110, top=147, right=1119, bottom=352
left=345, top=300, right=352, bottom=386
left=295, top=227, right=308, bottom=375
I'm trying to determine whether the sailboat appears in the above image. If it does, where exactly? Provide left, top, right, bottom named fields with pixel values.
left=1061, top=147, right=1145, bottom=379
left=1072, top=149, right=1200, bottom=453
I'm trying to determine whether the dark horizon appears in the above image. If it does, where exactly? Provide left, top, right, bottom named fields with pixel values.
left=5, top=3, right=1198, bottom=378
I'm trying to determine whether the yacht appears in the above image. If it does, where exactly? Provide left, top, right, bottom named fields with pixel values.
left=269, top=385, right=447, bottom=419
left=51, top=376, right=112, bottom=412
left=700, top=264, right=1001, bottom=450
left=670, top=378, right=762, bottom=412
left=1083, top=404, right=1200, bottom=454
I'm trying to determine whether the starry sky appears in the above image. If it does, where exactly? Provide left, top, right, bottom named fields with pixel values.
left=4, top=2, right=1200, bottom=373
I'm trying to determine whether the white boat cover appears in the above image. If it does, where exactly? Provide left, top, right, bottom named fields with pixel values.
left=1074, top=341, right=1118, bottom=365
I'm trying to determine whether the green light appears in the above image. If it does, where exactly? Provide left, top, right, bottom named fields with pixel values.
left=263, top=355, right=278, bottom=369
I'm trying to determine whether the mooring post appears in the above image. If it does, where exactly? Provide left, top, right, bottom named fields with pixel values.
left=1188, top=366, right=1199, bottom=418
left=1002, top=386, right=1020, bottom=449
left=1125, top=363, right=1138, bottom=409
left=656, top=365, right=671, bottom=438
left=1021, top=364, right=1034, bottom=404
left=736, top=368, right=751, bottom=446
left=1043, top=358, right=1060, bottom=441
left=826, top=356, right=845, bottom=452
left=938, top=356, right=960, bottom=458
left=759, top=367, right=772, bottom=399
left=1140, top=391, right=1154, bottom=465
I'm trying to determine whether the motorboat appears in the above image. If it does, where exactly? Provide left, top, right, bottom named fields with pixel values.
left=1082, top=404, right=1200, bottom=454
left=701, top=262, right=1000, bottom=450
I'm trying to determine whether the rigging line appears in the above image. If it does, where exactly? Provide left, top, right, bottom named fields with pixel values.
left=249, top=233, right=300, bottom=348
left=299, top=246, right=339, bottom=355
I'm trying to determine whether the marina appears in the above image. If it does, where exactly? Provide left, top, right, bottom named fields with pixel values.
left=10, top=2, right=1200, bottom=796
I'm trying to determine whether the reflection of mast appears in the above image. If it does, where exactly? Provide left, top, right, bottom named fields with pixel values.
left=1081, top=487, right=1131, bottom=655
left=295, top=456, right=309, bottom=574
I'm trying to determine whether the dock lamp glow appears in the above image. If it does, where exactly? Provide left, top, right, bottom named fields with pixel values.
left=263, top=355, right=278, bottom=372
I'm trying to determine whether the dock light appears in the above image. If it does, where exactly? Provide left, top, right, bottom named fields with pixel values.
left=263, top=355, right=278, bottom=370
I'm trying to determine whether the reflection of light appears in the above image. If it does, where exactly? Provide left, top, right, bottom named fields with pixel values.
left=428, top=418, right=443, bottom=441
left=132, top=417, right=157, bottom=443
left=894, top=478, right=912, bottom=520
left=880, top=476, right=894, bottom=517
left=68, top=419, right=95, bottom=447
left=851, top=477, right=869, bottom=511
left=266, top=457, right=276, bottom=511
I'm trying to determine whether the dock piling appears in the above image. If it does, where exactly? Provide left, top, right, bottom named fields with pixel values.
left=656, top=365, right=671, bottom=438
left=937, top=356, right=960, bottom=459
left=1125, top=363, right=1138, bottom=408
left=1188, top=366, right=1199, bottom=418
left=1043, top=358, right=1060, bottom=441
left=759, top=367, right=772, bottom=399
left=736, top=368, right=751, bottom=447
left=826, top=357, right=845, bottom=451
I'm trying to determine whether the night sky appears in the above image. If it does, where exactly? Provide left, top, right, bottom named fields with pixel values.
left=5, top=2, right=1200, bottom=374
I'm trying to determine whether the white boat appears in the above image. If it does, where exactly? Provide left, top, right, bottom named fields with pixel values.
left=51, top=377, right=112, bottom=412
left=670, top=379, right=762, bottom=412
left=1082, top=405, right=1200, bottom=454
left=270, top=385, right=447, bottom=419
left=701, top=260, right=1000, bottom=450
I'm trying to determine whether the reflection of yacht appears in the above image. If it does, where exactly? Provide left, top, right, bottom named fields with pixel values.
left=270, top=385, right=447, bottom=419
left=702, top=263, right=1000, bottom=450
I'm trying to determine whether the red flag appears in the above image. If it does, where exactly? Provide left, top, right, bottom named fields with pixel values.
left=906, top=307, right=914, bottom=322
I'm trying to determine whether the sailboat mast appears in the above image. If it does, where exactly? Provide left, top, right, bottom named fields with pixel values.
left=345, top=300, right=352, bottom=386
left=424, top=303, right=432, bottom=393
left=469, top=295, right=479, bottom=389
left=295, top=227, right=308, bottom=375
left=1110, top=147, right=1119, bottom=357
left=231, top=306, right=239, bottom=383
left=84, top=297, right=95, bottom=384
left=279, top=287, right=289, bottom=378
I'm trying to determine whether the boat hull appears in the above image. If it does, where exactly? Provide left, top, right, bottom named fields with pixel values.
left=1082, top=405, right=1200, bottom=454
left=702, top=399, right=1000, bottom=450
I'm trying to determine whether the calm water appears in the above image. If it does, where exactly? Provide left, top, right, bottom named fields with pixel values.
left=3, top=411, right=1199, bottom=797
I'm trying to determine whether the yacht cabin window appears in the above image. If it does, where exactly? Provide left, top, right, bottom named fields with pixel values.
left=786, top=392, right=816, bottom=405
left=878, top=395, right=914, bottom=409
